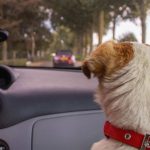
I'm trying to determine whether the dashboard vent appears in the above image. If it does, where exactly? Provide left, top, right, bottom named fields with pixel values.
left=0, top=65, right=19, bottom=90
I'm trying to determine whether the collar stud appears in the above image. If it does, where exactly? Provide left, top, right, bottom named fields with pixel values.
left=124, top=133, right=131, bottom=140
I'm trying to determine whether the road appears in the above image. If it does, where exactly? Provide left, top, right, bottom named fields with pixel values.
left=26, top=61, right=82, bottom=67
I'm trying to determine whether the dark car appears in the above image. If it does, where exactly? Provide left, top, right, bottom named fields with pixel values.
left=52, top=50, right=76, bottom=67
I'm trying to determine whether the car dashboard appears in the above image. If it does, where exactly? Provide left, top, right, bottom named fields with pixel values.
left=0, top=65, right=105, bottom=150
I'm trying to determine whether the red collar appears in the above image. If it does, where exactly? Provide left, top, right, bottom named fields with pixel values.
left=104, top=121, right=150, bottom=150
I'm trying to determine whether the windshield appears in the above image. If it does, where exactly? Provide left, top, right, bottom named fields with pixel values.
left=0, top=0, right=149, bottom=68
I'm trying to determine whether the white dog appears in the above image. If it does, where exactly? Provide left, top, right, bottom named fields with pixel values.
left=82, top=41, right=150, bottom=150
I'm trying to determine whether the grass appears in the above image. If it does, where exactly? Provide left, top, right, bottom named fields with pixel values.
left=0, top=58, right=27, bottom=66
left=75, top=55, right=84, bottom=61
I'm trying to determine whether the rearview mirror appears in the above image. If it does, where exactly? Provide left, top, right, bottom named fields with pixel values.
left=0, top=29, right=9, bottom=43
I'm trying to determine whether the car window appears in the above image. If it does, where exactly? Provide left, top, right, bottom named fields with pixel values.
left=0, top=0, right=149, bottom=68
left=56, top=50, right=72, bottom=55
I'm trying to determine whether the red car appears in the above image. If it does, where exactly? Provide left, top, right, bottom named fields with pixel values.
left=52, top=50, right=76, bottom=67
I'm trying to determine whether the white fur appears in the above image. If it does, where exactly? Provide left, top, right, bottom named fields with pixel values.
left=92, top=43, right=150, bottom=150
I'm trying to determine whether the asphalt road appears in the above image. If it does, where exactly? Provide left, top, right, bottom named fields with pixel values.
left=26, top=61, right=82, bottom=67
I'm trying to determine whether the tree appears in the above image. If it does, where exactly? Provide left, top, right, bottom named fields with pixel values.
left=18, top=1, right=50, bottom=60
left=44, top=0, right=114, bottom=57
left=118, top=32, right=138, bottom=42
left=107, top=0, right=133, bottom=39
left=91, top=0, right=109, bottom=44
left=129, top=0, right=150, bottom=43
left=49, top=26, right=75, bottom=52
left=0, top=0, right=50, bottom=62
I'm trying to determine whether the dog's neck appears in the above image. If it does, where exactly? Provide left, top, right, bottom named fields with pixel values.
left=96, top=43, right=150, bottom=134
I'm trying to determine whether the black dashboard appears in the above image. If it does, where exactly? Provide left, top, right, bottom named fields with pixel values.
left=0, top=65, right=99, bottom=129
left=0, top=65, right=17, bottom=89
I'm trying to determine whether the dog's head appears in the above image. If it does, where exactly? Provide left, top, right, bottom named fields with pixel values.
left=82, top=40, right=134, bottom=79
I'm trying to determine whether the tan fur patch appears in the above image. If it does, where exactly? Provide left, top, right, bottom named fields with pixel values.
left=112, top=42, right=134, bottom=75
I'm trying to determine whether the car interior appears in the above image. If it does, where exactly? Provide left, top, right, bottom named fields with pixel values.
left=0, top=28, right=105, bottom=149
left=0, top=64, right=105, bottom=150
left=0, top=0, right=141, bottom=149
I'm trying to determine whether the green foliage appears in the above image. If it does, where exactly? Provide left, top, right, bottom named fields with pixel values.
left=0, top=1, right=48, bottom=44
left=118, top=32, right=138, bottom=42
left=0, top=58, right=27, bottom=66
left=49, top=26, right=75, bottom=52
left=1, top=0, right=150, bottom=63
left=46, top=0, right=94, bottom=34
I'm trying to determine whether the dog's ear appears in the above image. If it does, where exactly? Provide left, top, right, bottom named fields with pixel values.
left=82, top=61, right=91, bottom=79
left=82, top=58, right=105, bottom=79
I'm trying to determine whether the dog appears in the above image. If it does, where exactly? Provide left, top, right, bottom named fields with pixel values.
left=82, top=40, right=150, bottom=150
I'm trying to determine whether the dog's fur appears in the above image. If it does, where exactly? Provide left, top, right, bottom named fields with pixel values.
left=82, top=40, right=150, bottom=150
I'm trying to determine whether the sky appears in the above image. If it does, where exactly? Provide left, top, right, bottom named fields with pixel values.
left=45, top=12, right=150, bottom=44
left=103, top=12, right=150, bottom=44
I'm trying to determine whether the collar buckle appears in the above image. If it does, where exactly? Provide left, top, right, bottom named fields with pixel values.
left=140, top=134, right=150, bottom=150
